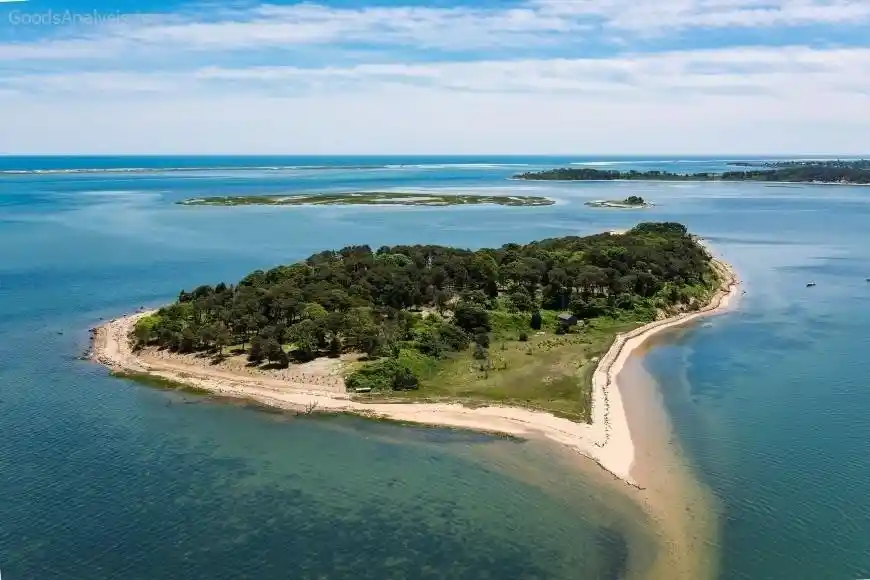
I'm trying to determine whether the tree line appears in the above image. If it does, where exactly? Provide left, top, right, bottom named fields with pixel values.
left=742, top=159, right=870, bottom=170
left=515, top=166, right=870, bottom=184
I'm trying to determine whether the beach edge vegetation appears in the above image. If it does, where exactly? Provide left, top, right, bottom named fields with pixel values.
left=131, top=222, right=721, bottom=421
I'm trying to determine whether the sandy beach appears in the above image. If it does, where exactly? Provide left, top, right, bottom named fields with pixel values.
left=91, top=258, right=738, bottom=487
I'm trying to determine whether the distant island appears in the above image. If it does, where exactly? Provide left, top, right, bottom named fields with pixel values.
left=585, top=195, right=652, bottom=209
left=515, top=162, right=870, bottom=184
left=179, top=192, right=555, bottom=207
left=728, top=159, right=870, bottom=170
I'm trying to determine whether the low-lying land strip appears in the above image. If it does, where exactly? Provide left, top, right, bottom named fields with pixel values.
left=585, top=195, right=652, bottom=209
left=728, top=158, right=870, bottom=170
left=179, top=192, right=555, bottom=207
left=516, top=162, right=870, bottom=184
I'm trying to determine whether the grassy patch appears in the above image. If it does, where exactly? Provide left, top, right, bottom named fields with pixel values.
left=178, top=192, right=554, bottom=208
left=379, top=313, right=646, bottom=422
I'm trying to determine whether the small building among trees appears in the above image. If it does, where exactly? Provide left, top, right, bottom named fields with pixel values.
left=557, top=312, right=578, bottom=327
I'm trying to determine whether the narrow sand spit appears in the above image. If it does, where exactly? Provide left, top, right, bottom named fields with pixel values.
left=91, top=259, right=738, bottom=487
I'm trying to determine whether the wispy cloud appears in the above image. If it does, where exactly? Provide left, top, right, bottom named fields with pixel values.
left=3, top=0, right=869, bottom=62
left=534, top=0, right=870, bottom=31
left=1, top=0, right=868, bottom=154
left=5, top=46, right=868, bottom=97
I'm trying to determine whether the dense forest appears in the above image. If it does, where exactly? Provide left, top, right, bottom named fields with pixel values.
left=133, top=222, right=717, bottom=396
left=515, top=165, right=870, bottom=184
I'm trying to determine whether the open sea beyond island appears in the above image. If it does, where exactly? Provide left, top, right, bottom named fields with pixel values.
left=2, top=155, right=870, bottom=579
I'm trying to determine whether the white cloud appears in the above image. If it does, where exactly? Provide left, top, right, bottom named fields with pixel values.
left=2, top=0, right=868, bottom=62
left=2, top=1, right=869, bottom=154
left=2, top=46, right=869, bottom=155
left=0, top=2, right=590, bottom=61
left=6, top=46, right=869, bottom=97
left=535, top=0, right=870, bottom=30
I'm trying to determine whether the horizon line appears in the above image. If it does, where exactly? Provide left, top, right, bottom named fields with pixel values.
left=0, top=153, right=867, bottom=158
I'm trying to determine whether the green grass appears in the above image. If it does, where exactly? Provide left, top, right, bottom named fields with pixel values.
left=366, top=312, right=647, bottom=423
left=178, top=192, right=555, bottom=208
left=356, top=267, right=727, bottom=421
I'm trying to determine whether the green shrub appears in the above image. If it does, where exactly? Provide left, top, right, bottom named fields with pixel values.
left=248, top=336, right=266, bottom=363
left=454, top=302, right=491, bottom=333
left=518, top=331, right=529, bottom=342
left=345, top=359, right=421, bottom=392
left=507, top=289, right=533, bottom=312
left=264, top=338, right=288, bottom=366
left=132, top=314, right=162, bottom=347
left=328, top=336, right=342, bottom=358
left=436, top=323, right=470, bottom=351
left=392, top=366, right=419, bottom=391
left=416, top=329, right=444, bottom=357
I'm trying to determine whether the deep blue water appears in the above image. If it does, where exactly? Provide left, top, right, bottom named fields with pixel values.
left=2, top=155, right=870, bottom=579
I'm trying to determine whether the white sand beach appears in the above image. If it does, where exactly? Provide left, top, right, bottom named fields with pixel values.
left=91, top=259, right=738, bottom=487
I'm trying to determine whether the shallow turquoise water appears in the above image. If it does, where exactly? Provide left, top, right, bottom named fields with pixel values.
left=2, top=156, right=870, bottom=578
left=643, top=217, right=870, bottom=578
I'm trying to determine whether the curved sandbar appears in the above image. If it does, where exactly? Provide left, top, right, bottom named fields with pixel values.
left=583, top=199, right=653, bottom=209
left=91, top=259, right=737, bottom=486
left=178, top=192, right=555, bottom=207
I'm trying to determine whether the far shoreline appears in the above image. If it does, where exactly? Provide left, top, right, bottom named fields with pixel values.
left=508, top=176, right=870, bottom=186
left=89, top=257, right=739, bottom=489
left=178, top=192, right=555, bottom=207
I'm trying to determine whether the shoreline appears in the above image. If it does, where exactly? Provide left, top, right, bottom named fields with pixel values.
left=90, top=258, right=738, bottom=487
left=509, top=176, right=870, bottom=186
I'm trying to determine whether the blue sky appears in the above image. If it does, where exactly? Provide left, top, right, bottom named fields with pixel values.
left=1, top=0, right=868, bottom=154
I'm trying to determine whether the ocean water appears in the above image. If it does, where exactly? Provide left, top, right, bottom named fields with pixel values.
left=2, top=155, right=870, bottom=579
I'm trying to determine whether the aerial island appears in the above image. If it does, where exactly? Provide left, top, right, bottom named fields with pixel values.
left=585, top=195, right=652, bottom=209
left=516, top=160, right=870, bottom=184
left=92, top=222, right=738, bottom=485
left=178, top=192, right=555, bottom=207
